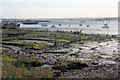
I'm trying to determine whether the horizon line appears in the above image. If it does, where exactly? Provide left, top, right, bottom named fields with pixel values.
left=0, top=17, right=118, bottom=19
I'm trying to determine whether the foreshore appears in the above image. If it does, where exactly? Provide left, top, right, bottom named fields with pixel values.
left=2, top=29, right=119, bottom=78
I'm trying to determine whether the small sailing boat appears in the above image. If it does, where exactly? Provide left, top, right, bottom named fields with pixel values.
left=59, top=24, right=62, bottom=26
left=86, top=25, right=89, bottom=27
left=51, top=25, right=56, bottom=28
left=102, top=23, right=109, bottom=28
left=68, top=25, right=71, bottom=27
left=79, top=24, right=82, bottom=26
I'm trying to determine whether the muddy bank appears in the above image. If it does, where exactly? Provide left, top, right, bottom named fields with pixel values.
left=37, top=39, right=119, bottom=78
left=2, top=29, right=119, bottom=78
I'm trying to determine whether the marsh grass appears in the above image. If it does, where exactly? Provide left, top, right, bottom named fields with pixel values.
left=90, top=47, right=98, bottom=50
left=100, top=53, right=107, bottom=55
left=26, top=43, right=53, bottom=50
left=53, top=60, right=88, bottom=71
left=2, top=50, right=54, bottom=78
left=2, top=41, right=26, bottom=46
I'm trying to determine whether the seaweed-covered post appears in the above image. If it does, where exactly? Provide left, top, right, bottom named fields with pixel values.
left=74, top=31, right=76, bottom=37
left=106, top=27, right=109, bottom=37
left=80, top=29, right=82, bottom=34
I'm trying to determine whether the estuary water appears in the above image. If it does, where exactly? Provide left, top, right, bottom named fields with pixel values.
left=20, top=21, right=118, bottom=35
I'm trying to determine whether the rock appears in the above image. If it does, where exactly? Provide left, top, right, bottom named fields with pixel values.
left=41, top=64, right=53, bottom=69
left=99, top=60, right=116, bottom=65
left=97, top=56, right=103, bottom=59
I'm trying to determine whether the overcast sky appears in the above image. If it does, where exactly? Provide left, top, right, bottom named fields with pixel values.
left=0, top=0, right=119, bottom=18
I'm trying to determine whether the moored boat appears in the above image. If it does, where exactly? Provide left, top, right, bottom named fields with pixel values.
left=51, top=25, right=56, bottom=28
left=79, top=24, right=82, bottom=26
left=41, top=23, right=48, bottom=26
left=102, top=24, right=109, bottom=28
left=87, top=25, right=89, bottom=27
left=59, top=24, right=62, bottom=26
left=23, top=22, right=38, bottom=24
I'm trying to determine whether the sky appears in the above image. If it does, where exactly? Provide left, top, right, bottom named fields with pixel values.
left=0, top=0, right=119, bottom=18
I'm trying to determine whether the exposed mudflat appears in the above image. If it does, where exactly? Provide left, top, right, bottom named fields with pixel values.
left=57, top=40, right=119, bottom=78
left=37, top=39, right=119, bottom=78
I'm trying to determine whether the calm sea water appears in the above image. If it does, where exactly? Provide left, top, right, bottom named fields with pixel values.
left=20, top=21, right=118, bottom=35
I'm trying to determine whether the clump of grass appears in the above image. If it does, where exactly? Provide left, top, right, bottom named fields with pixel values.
left=92, top=55, right=99, bottom=57
left=81, top=37, right=89, bottom=40
left=2, top=41, right=26, bottom=46
left=3, top=45, right=13, bottom=49
left=32, top=38, right=54, bottom=41
left=113, top=54, right=120, bottom=56
left=2, top=50, right=43, bottom=68
left=32, top=38, right=70, bottom=43
left=75, top=41, right=84, bottom=44
left=14, top=58, right=43, bottom=68
left=70, top=53, right=79, bottom=56
left=79, top=48, right=83, bottom=50
left=53, top=71, right=61, bottom=78
left=91, top=62, right=98, bottom=65
left=100, top=53, right=107, bottom=55
left=57, top=39, right=70, bottom=43
left=53, top=60, right=88, bottom=71
left=90, top=47, right=98, bottom=50
left=26, top=43, right=53, bottom=50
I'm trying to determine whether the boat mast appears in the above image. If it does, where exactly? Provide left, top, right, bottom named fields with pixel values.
left=15, top=16, right=16, bottom=23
